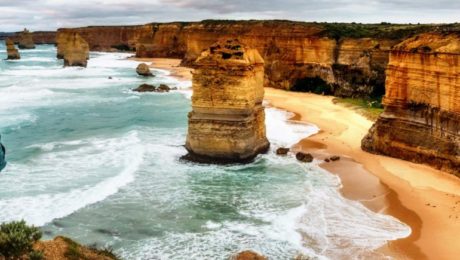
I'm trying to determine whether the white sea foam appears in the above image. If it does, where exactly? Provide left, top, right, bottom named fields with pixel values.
left=0, top=85, right=58, bottom=110
left=0, top=112, right=37, bottom=129
left=0, top=131, right=144, bottom=226
left=261, top=107, right=411, bottom=259
left=265, top=107, right=319, bottom=147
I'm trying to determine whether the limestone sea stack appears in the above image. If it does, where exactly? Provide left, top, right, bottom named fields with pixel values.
left=59, top=33, right=90, bottom=67
left=18, top=28, right=35, bottom=49
left=362, top=32, right=460, bottom=176
left=184, top=39, right=270, bottom=163
left=5, top=38, right=20, bottom=60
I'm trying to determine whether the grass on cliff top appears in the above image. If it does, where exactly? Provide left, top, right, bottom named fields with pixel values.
left=186, top=20, right=460, bottom=40
left=333, top=97, right=384, bottom=121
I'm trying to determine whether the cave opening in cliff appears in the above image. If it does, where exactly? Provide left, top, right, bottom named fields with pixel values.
left=290, top=76, right=334, bottom=95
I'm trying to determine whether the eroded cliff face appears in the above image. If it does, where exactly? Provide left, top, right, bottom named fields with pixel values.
left=134, top=21, right=395, bottom=97
left=57, top=25, right=153, bottom=52
left=58, top=21, right=401, bottom=97
left=185, top=39, right=270, bottom=163
left=362, top=32, right=460, bottom=175
left=8, top=31, right=56, bottom=45
left=18, top=29, right=35, bottom=49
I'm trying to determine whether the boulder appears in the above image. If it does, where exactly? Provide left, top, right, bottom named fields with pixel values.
left=156, top=84, right=170, bottom=92
left=62, top=33, right=90, bottom=67
left=5, top=38, right=20, bottom=60
left=133, top=84, right=172, bottom=93
left=18, top=28, right=35, bottom=49
left=136, top=63, right=153, bottom=76
left=133, top=84, right=156, bottom=92
left=296, top=152, right=313, bottom=163
left=330, top=156, right=341, bottom=161
left=231, top=250, right=267, bottom=260
left=276, top=147, right=290, bottom=155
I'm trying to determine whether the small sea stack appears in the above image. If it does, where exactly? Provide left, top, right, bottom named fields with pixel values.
left=18, top=28, right=35, bottom=49
left=5, top=38, right=20, bottom=60
left=184, top=39, right=270, bottom=163
left=60, top=33, right=90, bottom=67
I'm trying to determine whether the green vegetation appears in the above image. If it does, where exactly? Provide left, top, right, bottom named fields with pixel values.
left=88, top=245, right=121, bottom=260
left=320, top=22, right=437, bottom=40
left=62, top=236, right=85, bottom=260
left=0, top=220, right=42, bottom=259
left=28, top=250, right=44, bottom=260
left=196, top=20, right=460, bottom=41
left=61, top=236, right=121, bottom=260
left=333, top=97, right=384, bottom=121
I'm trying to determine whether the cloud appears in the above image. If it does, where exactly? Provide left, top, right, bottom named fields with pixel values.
left=0, top=0, right=458, bottom=32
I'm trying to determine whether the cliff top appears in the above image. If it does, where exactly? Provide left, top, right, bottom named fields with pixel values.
left=195, top=39, right=264, bottom=67
left=393, top=32, right=460, bottom=54
left=56, top=20, right=460, bottom=41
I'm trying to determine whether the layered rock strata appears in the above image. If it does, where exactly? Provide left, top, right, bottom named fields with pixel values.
left=58, top=32, right=90, bottom=67
left=362, top=32, right=460, bottom=175
left=58, top=21, right=415, bottom=98
left=18, top=29, right=35, bottom=49
left=5, top=38, right=20, bottom=60
left=185, top=39, right=270, bottom=163
left=3, top=31, right=56, bottom=44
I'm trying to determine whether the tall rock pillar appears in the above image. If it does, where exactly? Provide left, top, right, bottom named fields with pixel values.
left=56, top=32, right=90, bottom=67
left=185, top=39, right=270, bottom=163
left=5, top=38, right=20, bottom=60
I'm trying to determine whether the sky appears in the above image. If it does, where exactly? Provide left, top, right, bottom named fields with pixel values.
left=1, top=0, right=459, bottom=32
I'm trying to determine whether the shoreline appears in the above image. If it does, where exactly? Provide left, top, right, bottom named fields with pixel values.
left=138, top=57, right=460, bottom=259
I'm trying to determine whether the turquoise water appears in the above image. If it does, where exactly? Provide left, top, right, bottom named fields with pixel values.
left=0, top=43, right=410, bottom=259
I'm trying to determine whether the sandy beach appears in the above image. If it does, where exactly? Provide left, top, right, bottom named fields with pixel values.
left=141, top=58, right=460, bottom=259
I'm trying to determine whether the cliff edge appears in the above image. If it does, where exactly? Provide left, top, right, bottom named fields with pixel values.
left=362, top=32, right=460, bottom=175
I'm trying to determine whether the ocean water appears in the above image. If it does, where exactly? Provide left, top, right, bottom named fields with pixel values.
left=0, top=42, right=410, bottom=259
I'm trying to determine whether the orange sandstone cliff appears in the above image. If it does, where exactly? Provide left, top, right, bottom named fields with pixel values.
left=57, top=32, right=90, bottom=67
left=184, top=39, right=270, bottom=163
left=362, top=32, right=460, bottom=175
left=57, top=21, right=417, bottom=97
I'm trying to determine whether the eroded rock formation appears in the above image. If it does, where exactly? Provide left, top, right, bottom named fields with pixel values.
left=57, top=32, right=90, bottom=67
left=136, top=63, right=153, bottom=76
left=185, top=39, right=270, bottom=163
left=5, top=38, right=20, bottom=60
left=362, top=32, right=460, bottom=175
left=58, top=21, right=426, bottom=98
left=18, top=29, right=35, bottom=49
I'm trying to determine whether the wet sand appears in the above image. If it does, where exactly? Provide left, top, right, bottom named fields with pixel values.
left=265, top=89, right=460, bottom=260
left=139, top=58, right=460, bottom=259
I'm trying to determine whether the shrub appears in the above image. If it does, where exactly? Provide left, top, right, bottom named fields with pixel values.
left=29, top=250, right=44, bottom=260
left=0, top=220, right=42, bottom=259
left=89, top=245, right=121, bottom=260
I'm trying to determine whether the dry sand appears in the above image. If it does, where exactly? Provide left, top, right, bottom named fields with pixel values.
left=265, top=89, right=460, bottom=260
left=131, top=57, right=193, bottom=81
left=140, top=58, right=460, bottom=260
